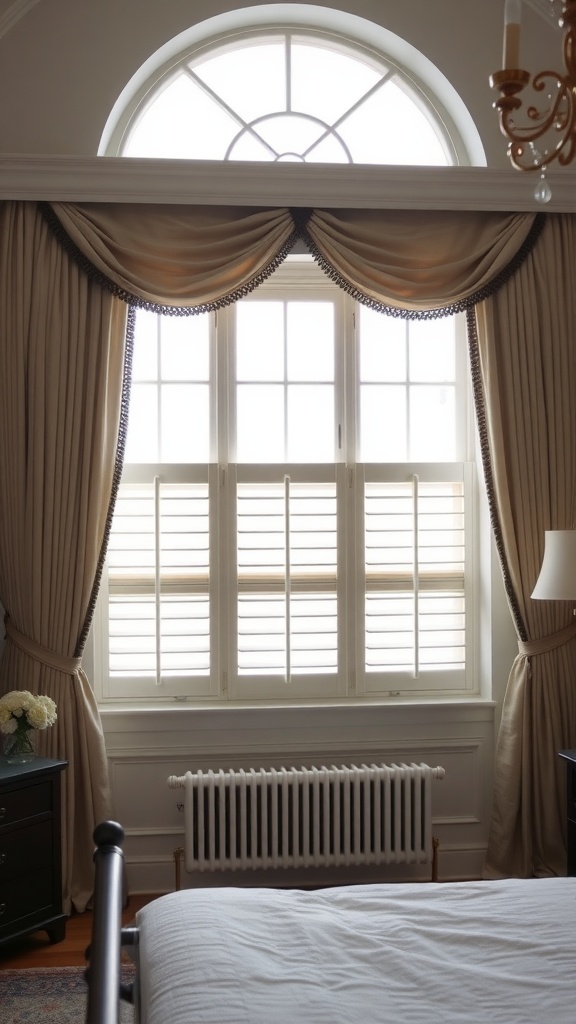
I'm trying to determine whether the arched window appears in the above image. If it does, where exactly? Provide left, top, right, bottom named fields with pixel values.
left=102, top=13, right=483, bottom=167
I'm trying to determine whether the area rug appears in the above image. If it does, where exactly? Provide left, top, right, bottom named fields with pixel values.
left=0, top=964, right=136, bottom=1024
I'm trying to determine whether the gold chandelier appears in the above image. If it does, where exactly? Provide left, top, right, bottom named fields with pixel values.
left=490, top=0, right=576, bottom=201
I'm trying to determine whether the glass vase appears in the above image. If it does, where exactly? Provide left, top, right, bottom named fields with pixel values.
left=3, top=725, right=36, bottom=764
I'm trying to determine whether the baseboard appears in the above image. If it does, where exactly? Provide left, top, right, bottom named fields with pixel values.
left=125, top=844, right=486, bottom=895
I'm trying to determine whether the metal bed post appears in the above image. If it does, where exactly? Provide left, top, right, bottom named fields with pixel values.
left=85, top=821, right=139, bottom=1024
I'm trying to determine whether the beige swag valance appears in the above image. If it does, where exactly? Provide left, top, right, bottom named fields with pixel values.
left=42, top=201, right=542, bottom=314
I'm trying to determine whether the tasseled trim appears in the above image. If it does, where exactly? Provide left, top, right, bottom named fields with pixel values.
left=76, top=306, right=135, bottom=656
left=38, top=201, right=300, bottom=315
left=466, top=305, right=527, bottom=643
left=297, top=212, right=546, bottom=321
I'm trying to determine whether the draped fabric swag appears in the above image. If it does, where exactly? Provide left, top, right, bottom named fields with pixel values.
left=0, top=198, right=572, bottom=909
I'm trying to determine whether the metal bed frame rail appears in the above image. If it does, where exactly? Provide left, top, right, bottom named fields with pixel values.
left=85, top=821, right=139, bottom=1024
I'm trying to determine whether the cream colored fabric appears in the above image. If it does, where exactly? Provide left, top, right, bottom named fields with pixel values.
left=48, top=202, right=295, bottom=306
left=306, top=209, right=538, bottom=311
left=473, top=214, right=576, bottom=877
left=517, top=621, right=576, bottom=659
left=6, top=618, right=82, bottom=673
left=0, top=200, right=127, bottom=911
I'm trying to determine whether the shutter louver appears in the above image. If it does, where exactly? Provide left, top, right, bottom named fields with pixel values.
left=108, top=482, right=210, bottom=679
left=365, top=479, right=465, bottom=676
left=237, top=479, right=338, bottom=677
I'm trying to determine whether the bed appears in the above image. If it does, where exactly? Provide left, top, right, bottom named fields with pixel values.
left=86, top=822, right=576, bottom=1024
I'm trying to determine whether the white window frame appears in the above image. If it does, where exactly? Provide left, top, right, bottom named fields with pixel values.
left=102, top=22, right=476, bottom=168
left=94, top=259, right=477, bottom=705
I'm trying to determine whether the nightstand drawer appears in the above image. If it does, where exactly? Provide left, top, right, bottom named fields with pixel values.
left=0, top=781, right=52, bottom=828
left=0, top=819, right=53, bottom=881
left=0, top=866, right=53, bottom=931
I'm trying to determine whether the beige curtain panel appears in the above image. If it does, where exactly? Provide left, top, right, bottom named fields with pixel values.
left=0, top=197, right=564, bottom=913
left=0, top=200, right=127, bottom=911
left=472, top=214, right=576, bottom=878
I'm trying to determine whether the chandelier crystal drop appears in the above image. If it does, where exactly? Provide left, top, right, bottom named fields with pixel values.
left=534, top=170, right=553, bottom=202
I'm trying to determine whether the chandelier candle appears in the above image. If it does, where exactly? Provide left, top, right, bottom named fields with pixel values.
left=503, top=0, right=521, bottom=70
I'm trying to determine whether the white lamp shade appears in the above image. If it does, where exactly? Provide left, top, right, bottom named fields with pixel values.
left=532, top=530, right=576, bottom=600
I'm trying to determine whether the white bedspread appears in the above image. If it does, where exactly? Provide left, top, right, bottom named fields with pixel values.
left=136, top=877, right=576, bottom=1024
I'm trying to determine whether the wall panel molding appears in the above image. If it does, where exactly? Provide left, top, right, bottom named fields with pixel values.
left=108, top=727, right=492, bottom=892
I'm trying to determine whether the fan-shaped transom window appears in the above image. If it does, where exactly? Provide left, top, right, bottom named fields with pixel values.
left=119, top=30, right=456, bottom=166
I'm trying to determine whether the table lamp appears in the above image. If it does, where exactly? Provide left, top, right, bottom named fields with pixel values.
left=532, top=530, right=576, bottom=601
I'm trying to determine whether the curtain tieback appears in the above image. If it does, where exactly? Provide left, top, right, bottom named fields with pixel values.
left=5, top=618, right=82, bottom=675
left=517, top=620, right=576, bottom=659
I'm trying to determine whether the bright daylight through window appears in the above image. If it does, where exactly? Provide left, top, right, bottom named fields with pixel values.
left=95, top=25, right=475, bottom=704
left=118, top=31, right=453, bottom=165
left=98, top=262, right=472, bottom=703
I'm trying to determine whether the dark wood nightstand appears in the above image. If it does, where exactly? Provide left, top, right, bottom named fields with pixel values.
left=0, top=756, right=67, bottom=946
left=558, top=749, right=576, bottom=876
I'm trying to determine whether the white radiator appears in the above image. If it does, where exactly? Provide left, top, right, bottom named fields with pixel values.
left=168, top=762, right=444, bottom=874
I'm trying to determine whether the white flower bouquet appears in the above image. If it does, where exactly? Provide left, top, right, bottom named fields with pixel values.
left=0, top=689, right=57, bottom=763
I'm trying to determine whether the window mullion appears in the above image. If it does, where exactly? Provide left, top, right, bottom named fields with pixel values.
left=154, top=474, right=162, bottom=687
left=344, top=301, right=359, bottom=697
left=218, top=306, right=234, bottom=699
left=412, top=472, right=420, bottom=680
left=155, top=316, right=162, bottom=462
left=213, top=462, right=229, bottom=699
left=340, top=296, right=355, bottom=466
left=353, top=463, right=366, bottom=697
left=284, top=473, right=291, bottom=684
left=216, top=307, right=230, bottom=465
left=338, top=462, right=354, bottom=697
left=286, top=32, right=292, bottom=115
left=283, top=300, right=289, bottom=462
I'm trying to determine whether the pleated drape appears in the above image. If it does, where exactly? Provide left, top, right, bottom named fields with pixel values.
left=0, top=201, right=128, bottom=910
left=470, top=214, right=576, bottom=877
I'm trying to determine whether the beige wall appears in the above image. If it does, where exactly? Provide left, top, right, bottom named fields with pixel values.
left=0, top=0, right=561, bottom=165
